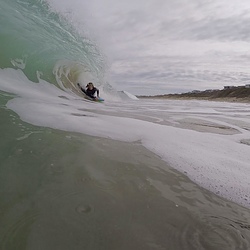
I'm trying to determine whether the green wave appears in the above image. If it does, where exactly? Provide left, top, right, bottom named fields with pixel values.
left=0, top=0, right=106, bottom=86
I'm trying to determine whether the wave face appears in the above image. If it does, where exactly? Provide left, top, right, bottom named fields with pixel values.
left=0, top=0, right=107, bottom=91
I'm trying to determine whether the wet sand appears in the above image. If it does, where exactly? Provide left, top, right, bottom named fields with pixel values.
left=1, top=108, right=250, bottom=250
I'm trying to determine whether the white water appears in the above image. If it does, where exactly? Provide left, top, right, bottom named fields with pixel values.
left=1, top=68, right=250, bottom=208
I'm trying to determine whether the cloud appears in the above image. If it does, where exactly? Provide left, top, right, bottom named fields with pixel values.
left=167, top=17, right=250, bottom=42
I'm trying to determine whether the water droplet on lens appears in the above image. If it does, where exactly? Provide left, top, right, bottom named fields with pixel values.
left=76, top=205, right=92, bottom=214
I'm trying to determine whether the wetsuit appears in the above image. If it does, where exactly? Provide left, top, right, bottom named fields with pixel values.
left=78, top=83, right=99, bottom=99
left=84, top=87, right=99, bottom=99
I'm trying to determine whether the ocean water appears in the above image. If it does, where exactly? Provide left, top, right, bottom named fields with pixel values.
left=1, top=1, right=250, bottom=249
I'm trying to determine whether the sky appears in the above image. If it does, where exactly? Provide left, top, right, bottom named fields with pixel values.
left=48, top=0, right=250, bottom=95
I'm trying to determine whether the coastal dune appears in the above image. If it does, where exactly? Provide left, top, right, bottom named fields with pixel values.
left=139, top=85, right=250, bottom=103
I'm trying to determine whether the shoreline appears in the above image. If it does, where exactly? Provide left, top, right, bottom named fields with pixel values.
left=137, top=85, right=250, bottom=103
left=138, top=96, right=250, bottom=103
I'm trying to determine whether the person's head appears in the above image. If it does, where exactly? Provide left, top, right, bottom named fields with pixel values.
left=88, top=82, right=94, bottom=89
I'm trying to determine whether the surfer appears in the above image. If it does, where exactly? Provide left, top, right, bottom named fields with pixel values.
left=77, top=82, right=100, bottom=100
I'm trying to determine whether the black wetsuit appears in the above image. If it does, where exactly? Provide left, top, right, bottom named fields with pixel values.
left=84, top=87, right=99, bottom=98
left=79, top=85, right=99, bottom=99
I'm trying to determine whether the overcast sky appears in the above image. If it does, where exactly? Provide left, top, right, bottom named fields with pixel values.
left=49, top=0, right=250, bottom=95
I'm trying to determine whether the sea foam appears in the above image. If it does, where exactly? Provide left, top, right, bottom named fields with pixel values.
left=1, top=68, right=250, bottom=208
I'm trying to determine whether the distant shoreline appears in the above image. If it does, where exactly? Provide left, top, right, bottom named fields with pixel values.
left=138, top=85, right=250, bottom=103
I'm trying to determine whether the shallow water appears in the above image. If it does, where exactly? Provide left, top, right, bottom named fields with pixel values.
left=1, top=104, right=250, bottom=250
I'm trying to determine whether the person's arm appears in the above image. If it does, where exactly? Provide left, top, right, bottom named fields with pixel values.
left=96, top=88, right=99, bottom=97
left=77, top=83, right=86, bottom=94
